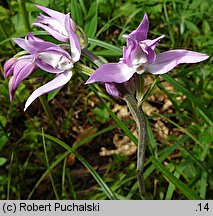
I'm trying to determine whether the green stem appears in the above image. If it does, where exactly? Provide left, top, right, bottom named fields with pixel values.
left=0, top=20, right=16, bottom=54
left=39, top=95, right=58, bottom=132
left=18, top=0, right=31, bottom=32
left=83, top=48, right=147, bottom=199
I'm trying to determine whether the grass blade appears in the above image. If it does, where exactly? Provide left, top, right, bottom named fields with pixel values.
left=38, top=132, right=118, bottom=200
left=27, top=123, right=126, bottom=199
left=152, top=111, right=203, bottom=147
left=200, top=171, right=207, bottom=199
left=71, top=0, right=83, bottom=27
left=150, top=156, right=201, bottom=200
left=161, top=74, right=213, bottom=124
left=84, top=2, right=98, bottom=38
left=28, top=151, right=70, bottom=200
left=88, top=38, right=123, bottom=54
left=165, top=161, right=188, bottom=200
left=7, top=152, right=14, bottom=200
left=88, top=83, right=138, bottom=145
left=42, top=129, right=60, bottom=200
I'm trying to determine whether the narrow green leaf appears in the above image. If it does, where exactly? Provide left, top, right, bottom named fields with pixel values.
left=152, top=111, right=203, bottom=147
left=61, top=158, right=67, bottom=198
left=136, top=74, right=145, bottom=107
left=84, top=2, right=98, bottom=38
left=162, top=74, right=213, bottom=125
left=93, top=49, right=122, bottom=57
left=66, top=170, right=77, bottom=199
left=88, top=83, right=138, bottom=145
left=0, top=157, right=7, bottom=166
left=200, top=171, right=207, bottom=199
left=27, top=123, right=127, bottom=199
left=150, top=156, right=201, bottom=200
left=202, top=20, right=210, bottom=36
left=34, top=132, right=118, bottom=200
left=128, top=136, right=189, bottom=198
left=185, top=20, right=200, bottom=34
left=142, top=77, right=158, bottom=103
left=165, top=161, right=188, bottom=200
left=28, top=151, right=70, bottom=200
left=47, top=88, right=61, bottom=101
left=42, top=133, right=118, bottom=200
left=71, top=0, right=83, bottom=27
left=88, top=38, right=122, bottom=54
left=42, top=129, right=60, bottom=200
left=146, top=122, right=158, bottom=157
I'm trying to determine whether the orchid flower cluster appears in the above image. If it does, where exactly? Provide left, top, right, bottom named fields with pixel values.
left=4, top=5, right=208, bottom=111
left=4, top=5, right=81, bottom=111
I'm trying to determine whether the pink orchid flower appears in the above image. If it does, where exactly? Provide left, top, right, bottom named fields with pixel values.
left=86, top=14, right=209, bottom=97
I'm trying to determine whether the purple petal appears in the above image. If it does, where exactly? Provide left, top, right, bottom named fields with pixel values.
left=34, top=5, right=77, bottom=42
left=12, top=56, right=37, bottom=91
left=13, top=38, right=31, bottom=53
left=105, top=83, right=122, bottom=98
left=105, top=75, right=136, bottom=98
left=143, top=35, right=165, bottom=50
left=86, top=63, right=135, bottom=84
left=33, top=22, right=68, bottom=42
left=4, top=57, right=17, bottom=78
left=27, top=35, right=60, bottom=53
left=142, top=35, right=165, bottom=63
left=24, top=70, right=72, bottom=111
left=124, top=13, right=149, bottom=46
left=27, top=33, right=44, bottom=42
left=13, top=33, right=54, bottom=54
left=35, top=4, right=66, bottom=24
left=8, top=76, right=15, bottom=101
left=65, top=15, right=81, bottom=62
left=148, top=50, right=209, bottom=74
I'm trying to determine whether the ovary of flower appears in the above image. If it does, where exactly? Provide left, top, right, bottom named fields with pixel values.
left=38, top=52, right=73, bottom=71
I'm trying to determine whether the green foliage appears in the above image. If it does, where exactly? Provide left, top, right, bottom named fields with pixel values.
left=0, top=0, right=212, bottom=200
left=84, top=1, right=98, bottom=38
left=93, top=103, right=110, bottom=124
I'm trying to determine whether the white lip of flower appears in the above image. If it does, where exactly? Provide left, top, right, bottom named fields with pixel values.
left=131, top=52, right=148, bottom=74
left=39, top=53, right=73, bottom=71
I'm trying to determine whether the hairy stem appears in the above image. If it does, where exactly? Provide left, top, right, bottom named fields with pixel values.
left=115, top=84, right=147, bottom=199
left=126, top=94, right=147, bottom=199
left=83, top=48, right=147, bottom=199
